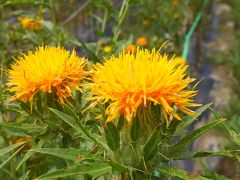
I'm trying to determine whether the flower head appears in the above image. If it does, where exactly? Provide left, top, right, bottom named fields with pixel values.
left=87, top=48, right=199, bottom=123
left=103, top=45, right=112, bottom=53
left=125, top=44, right=136, bottom=53
left=136, top=37, right=148, bottom=47
left=8, top=46, right=86, bottom=104
left=18, top=17, right=41, bottom=30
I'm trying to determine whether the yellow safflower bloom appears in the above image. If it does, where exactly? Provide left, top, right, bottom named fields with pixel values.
left=87, top=49, right=200, bottom=123
left=136, top=37, right=148, bottom=47
left=103, top=45, right=112, bottom=53
left=18, top=17, right=41, bottom=30
left=8, top=46, right=86, bottom=104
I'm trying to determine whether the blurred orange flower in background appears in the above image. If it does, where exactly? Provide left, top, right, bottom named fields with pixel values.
left=136, top=37, right=148, bottom=47
left=18, top=17, right=42, bottom=30
left=125, top=44, right=136, bottom=53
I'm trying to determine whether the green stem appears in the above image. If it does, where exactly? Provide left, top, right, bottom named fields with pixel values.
left=112, top=0, right=129, bottom=43
left=95, top=8, right=108, bottom=56
left=49, top=0, right=58, bottom=43
left=49, top=0, right=56, bottom=26
left=182, top=0, right=209, bottom=59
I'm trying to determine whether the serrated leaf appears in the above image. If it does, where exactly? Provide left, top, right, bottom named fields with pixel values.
left=35, top=162, right=111, bottom=180
left=0, top=145, right=25, bottom=170
left=19, top=171, right=30, bottom=180
left=224, top=126, right=240, bottom=146
left=175, top=104, right=211, bottom=136
left=17, top=137, right=50, bottom=170
left=63, top=103, right=79, bottom=122
left=0, top=141, right=26, bottom=156
left=130, top=116, right=141, bottom=142
left=156, top=166, right=209, bottom=180
left=168, top=119, right=225, bottom=155
left=143, top=129, right=161, bottom=161
left=30, top=148, right=102, bottom=161
left=107, top=161, right=129, bottom=173
left=49, top=108, right=103, bottom=147
left=0, top=123, right=42, bottom=131
left=49, top=108, right=88, bottom=139
left=104, top=122, right=120, bottom=151
left=172, top=150, right=240, bottom=161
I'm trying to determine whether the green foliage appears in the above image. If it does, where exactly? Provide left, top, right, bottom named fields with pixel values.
left=143, top=128, right=161, bottom=162
left=35, top=162, right=112, bottom=180
left=104, top=122, right=120, bottom=152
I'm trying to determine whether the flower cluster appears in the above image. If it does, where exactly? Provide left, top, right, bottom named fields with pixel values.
left=125, top=37, right=148, bottom=53
left=8, top=46, right=199, bottom=124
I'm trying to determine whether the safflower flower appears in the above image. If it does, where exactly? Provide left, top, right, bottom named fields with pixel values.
left=8, top=46, right=86, bottom=104
left=86, top=48, right=200, bottom=123
left=18, top=17, right=42, bottom=30
left=136, top=37, right=148, bottom=47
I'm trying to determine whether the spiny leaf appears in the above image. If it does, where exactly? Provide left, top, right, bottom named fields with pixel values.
left=104, top=122, right=120, bottom=151
left=143, top=129, right=161, bottom=161
left=49, top=108, right=89, bottom=139
left=0, top=123, right=42, bottom=131
left=0, top=141, right=26, bottom=156
left=130, top=116, right=141, bottom=142
left=168, top=119, right=225, bottom=155
left=35, top=162, right=111, bottom=180
left=156, top=166, right=209, bottom=180
left=107, top=161, right=129, bottom=173
left=0, top=145, right=25, bottom=170
left=175, top=104, right=212, bottom=136
left=30, top=148, right=102, bottom=161
left=49, top=108, right=106, bottom=149
left=172, top=150, right=240, bottom=161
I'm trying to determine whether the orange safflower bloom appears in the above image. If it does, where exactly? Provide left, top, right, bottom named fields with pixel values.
left=18, top=17, right=41, bottom=30
left=136, top=37, right=148, bottom=47
left=125, top=44, right=136, bottom=53
left=8, top=46, right=86, bottom=104
left=86, top=49, right=200, bottom=123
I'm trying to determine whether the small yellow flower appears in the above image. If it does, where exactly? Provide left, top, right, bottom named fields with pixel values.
left=136, top=37, right=148, bottom=47
left=125, top=44, right=136, bottom=53
left=18, top=17, right=41, bottom=30
left=86, top=48, right=200, bottom=123
left=103, top=45, right=112, bottom=53
left=8, top=46, right=86, bottom=104
left=172, top=13, right=180, bottom=19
